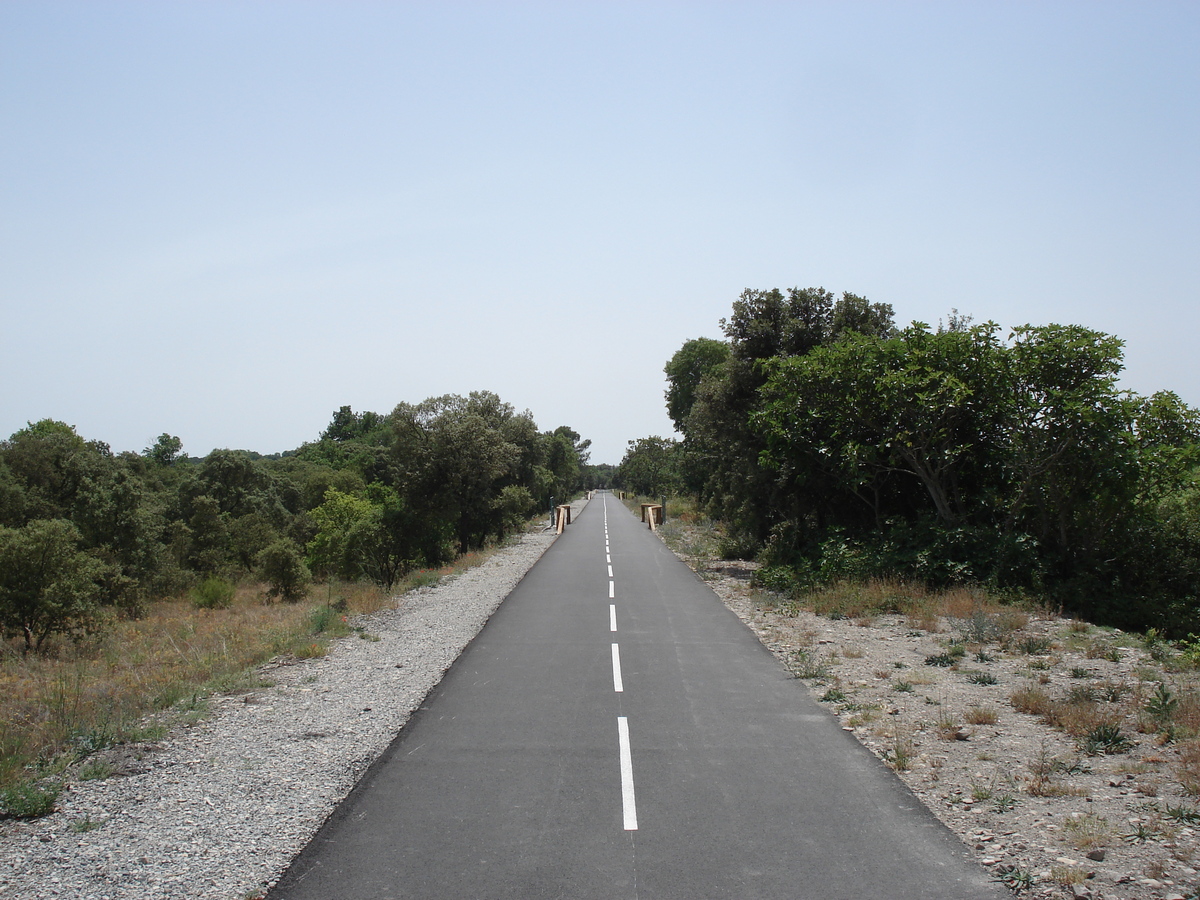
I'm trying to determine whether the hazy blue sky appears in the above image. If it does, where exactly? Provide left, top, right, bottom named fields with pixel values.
left=2, top=2, right=1197, bottom=465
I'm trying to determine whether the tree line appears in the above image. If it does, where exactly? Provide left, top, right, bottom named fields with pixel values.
left=0, top=392, right=598, bottom=652
left=618, top=287, right=1200, bottom=634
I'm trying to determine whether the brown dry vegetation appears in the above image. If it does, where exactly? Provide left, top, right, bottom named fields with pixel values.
left=0, top=548, right=500, bottom=806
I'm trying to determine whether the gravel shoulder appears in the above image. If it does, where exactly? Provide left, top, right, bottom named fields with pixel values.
left=0, top=499, right=585, bottom=900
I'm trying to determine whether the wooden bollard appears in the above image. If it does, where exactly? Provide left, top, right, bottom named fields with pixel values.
left=644, top=504, right=662, bottom=530
left=556, top=505, right=572, bottom=533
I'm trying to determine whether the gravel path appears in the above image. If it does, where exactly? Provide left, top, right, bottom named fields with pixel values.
left=0, top=499, right=585, bottom=900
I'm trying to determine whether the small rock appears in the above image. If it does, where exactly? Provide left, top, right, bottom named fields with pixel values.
left=1085, top=849, right=1106, bottom=862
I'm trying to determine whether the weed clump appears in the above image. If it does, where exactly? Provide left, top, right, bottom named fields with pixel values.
left=788, top=648, right=830, bottom=679
left=1080, top=722, right=1133, bottom=756
left=1010, top=635, right=1053, bottom=655
left=966, top=671, right=999, bottom=685
left=1063, top=812, right=1114, bottom=849
left=0, top=779, right=59, bottom=819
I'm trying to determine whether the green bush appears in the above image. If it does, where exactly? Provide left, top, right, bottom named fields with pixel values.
left=716, top=531, right=760, bottom=561
left=406, top=570, right=441, bottom=590
left=189, top=576, right=235, bottom=609
left=0, top=779, right=60, bottom=819
left=256, top=540, right=311, bottom=603
left=309, top=603, right=348, bottom=636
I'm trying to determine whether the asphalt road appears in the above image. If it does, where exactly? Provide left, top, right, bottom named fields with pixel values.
left=269, top=493, right=1005, bottom=899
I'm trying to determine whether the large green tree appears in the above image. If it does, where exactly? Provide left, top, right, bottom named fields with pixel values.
left=664, top=338, right=730, bottom=432
left=617, top=437, right=681, bottom=497
left=678, top=287, right=896, bottom=541
left=390, top=392, right=538, bottom=552
left=757, top=323, right=1008, bottom=529
left=754, top=320, right=1200, bottom=622
left=0, top=519, right=108, bottom=652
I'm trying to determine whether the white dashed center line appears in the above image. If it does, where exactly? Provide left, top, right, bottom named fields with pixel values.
left=618, top=717, right=638, bottom=831
left=603, top=495, right=638, bottom=832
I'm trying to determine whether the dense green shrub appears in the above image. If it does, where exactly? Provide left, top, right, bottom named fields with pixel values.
left=257, top=540, right=312, bottom=603
left=655, top=287, right=1200, bottom=633
left=0, top=779, right=60, bottom=819
left=1, top=398, right=593, bottom=632
left=190, top=576, right=235, bottom=609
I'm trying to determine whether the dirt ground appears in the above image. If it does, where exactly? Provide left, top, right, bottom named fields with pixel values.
left=658, top=530, right=1200, bottom=900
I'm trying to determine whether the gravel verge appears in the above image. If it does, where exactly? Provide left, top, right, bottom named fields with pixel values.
left=0, top=498, right=586, bottom=900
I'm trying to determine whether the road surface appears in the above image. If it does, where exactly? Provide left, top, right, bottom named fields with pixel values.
left=269, top=493, right=1004, bottom=899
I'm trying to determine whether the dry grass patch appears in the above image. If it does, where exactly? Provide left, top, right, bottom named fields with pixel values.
left=0, top=584, right=350, bottom=792
left=1161, top=689, right=1200, bottom=739
left=799, top=580, right=1035, bottom=646
left=1063, top=812, right=1115, bottom=849
left=965, top=705, right=1000, bottom=725
left=1044, top=699, right=1111, bottom=738
left=1010, top=683, right=1055, bottom=717
left=1026, top=744, right=1090, bottom=797
left=0, top=552, right=504, bottom=800
left=1050, top=864, right=1089, bottom=887
left=805, top=579, right=915, bottom=620
left=1175, top=740, right=1200, bottom=798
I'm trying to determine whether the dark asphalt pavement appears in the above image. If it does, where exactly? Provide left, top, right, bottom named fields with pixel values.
left=268, top=493, right=1005, bottom=899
